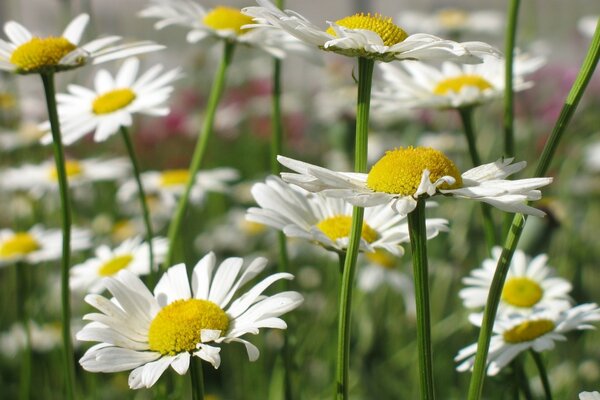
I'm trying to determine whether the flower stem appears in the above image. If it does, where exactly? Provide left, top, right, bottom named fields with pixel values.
left=165, top=41, right=235, bottom=267
left=16, top=261, right=31, bottom=400
left=335, top=57, right=374, bottom=400
left=513, top=356, right=533, bottom=400
left=530, top=350, right=553, bottom=400
left=120, top=126, right=156, bottom=283
left=407, top=198, right=435, bottom=400
left=503, top=0, right=521, bottom=159
left=458, top=107, right=497, bottom=254
left=40, top=72, right=75, bottom=400
left=466, top=21, right=600, bottom=400
left=190, top=357, right=205, bottom=400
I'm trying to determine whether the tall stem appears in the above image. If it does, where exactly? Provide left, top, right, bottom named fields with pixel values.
left=120, top=126, right=156, bottom=283
left=40, top=72, right=75, bottom=400
left=530, top=350, right=552, bottom=400
left=335, top=56, right=374, bottom=400
left=16, top=262, right=31, bottom=400
left=514, top=356, right=533, bottom=400
left=503, top=0, right=521, bottom=159
left=467, top=21, right=600, bottom=400
left=407, top=199, right=435, bottom=400
left=165, top=41, right=235, bottom=266
left=190, top=357, right=205, bottom=400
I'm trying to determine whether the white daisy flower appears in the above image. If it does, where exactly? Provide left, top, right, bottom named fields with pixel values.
left=578, top=16, right=599, bottom=39
left=373, top=54, right=545, bottom=110
left=455, top=303, right=600, bottom=376
left=580, top=391, right=600, bottom=400
left=396, top=9, right=504, bottom=37
left=278, top=146, right=553, bottom=217
left=459, top=246, right=572, bottom=314
left=0, top=14, right=164, bottom=75
left=242, top=0, right=500, bottom=63
left=77, top=252, right=303, bottom=389
left=39, top=57, right=181, bottom=146
left=0, top=321, right=62, bottom=357
left=0, top=225, right=90, bottom=267
left=71, top=236, right=168, bottom=294
left=246, top=176, right=449, bottom=255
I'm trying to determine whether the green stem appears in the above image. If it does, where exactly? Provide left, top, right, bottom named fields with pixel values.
left=120, top=126, right=156, bottom=283
left=503, top=0, right=520, bottom=159
left=190, top=357, right=205, bottom=400
left=16, top=262, right=31, bottom=400
left=335, top=56, right=374, bottom=400
left=466, top=21, right=600, bottom=400
left=530, top=350, right=552, bottom=400
left=407, top=199, right=435, bottom=400
left=458, top=107, right=498, bottom=253
left=514, top=356, right=533, bottom=400
left=40, top=72, right=75, bottom=400
left=165, top=41, right=235, bottom=267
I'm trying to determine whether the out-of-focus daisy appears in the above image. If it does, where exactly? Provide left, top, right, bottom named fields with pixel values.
left=580, top=391, right=600, bottom=400
left=578, top=16, right=599, bottom=39
left=0, top=321, right=62, bottom=357
left=246, top=176, right=448, bottom=255
left=278, top=146, right=553, bottom=217
left=40, top=58, right=181, bottom=145
left=396, top=9, right=504, bottom=38
left=459, top=247, right=572, bottom=314
left=455, top=303, right=600, bottom=376
left=0, top=122, right=45, bottom=151
left=0, top=14, right=164, bottom=74
left=71, top=236, right=168, bottom=294
left=242, top=0, right=500, bottom=63
left=373, top=54, right=545, bottom=110
left=78, top=252, right=303, bottom=389
left=0, top=225, right=90, bottom=267
left=0, top=157, right=130, bottom=196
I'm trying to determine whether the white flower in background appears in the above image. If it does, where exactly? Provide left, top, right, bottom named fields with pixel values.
left=247, top=176, right=448, bottom=255
left=396, top=9, right=504, bottom=37
left=580, top=391, right=600, bottom=400
left=40, top=58, right=181, bottom=145
left=242, top=0, right=501, bottom=63
left=0, top=14, right=164, bottom=74
left=71, top=236, right=168, bottom=294
left=578, top=16, right=599, bottom=39
left=78, top=253, right=303, bottom=389
left=455, top=303, right=600, bottom=376
left=0, top=122, right=45, bottom=151
left=278, top=147, right=553, bottom=217
left=373, top=54, right=545, bottom=110
left=0, top=225, right=90, bottom=266
left=459, top=247, right=572, bottom=314
left=0, top=321, right=62, bottom=357
left=584, top=140, right=600, bottom=173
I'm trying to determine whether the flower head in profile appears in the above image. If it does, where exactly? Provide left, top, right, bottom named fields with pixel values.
left=580, top=391, right=600, bottom=400
left=246, top=176, right=448, bottom=255
left=0, top=14, right=164, bottom=74
left=278, top=147, right=553, bottom=216
left=242, top=0, right=501, bottom=63
left=455, top=303, right=600, bottom=376
left=71, top=236, right=168, bottom=294
left=396, top=9, right=504, bottom=38
left=78, top=252, right=303, bottom=389
left=40, top=58, right=181, bottom=145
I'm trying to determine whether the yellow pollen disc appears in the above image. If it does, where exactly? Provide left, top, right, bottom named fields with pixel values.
left=433, top=75, right=494, bottom=95
left=202, top=6, right=254, bottom=35
left=501, top=277, right=543, bottom=308
left=48, top=160, right=83, bottom=180
left=326, top=13, right=408, bottom=47
left=366, top=147, right=462, bottom=196
left=437, top=9, right=469, bottom=29
left=502, top=319, right=555, bottom=343
left=0, top=232, right=40, bottom=257
left=10, top=37, right=76, bottom=72
left=365, top=249, right=396, bottom=269
left=0, top=93, right=16, bottom=109
left=159, top=169, right=189, bottom=187
left=92, top=88, right=136, bottom=115
left=98, top=254, right=134, bottom=276
left=316, top=215, right=378, bottom=244
left=242, top=220, right=266, bottom=235
left=148, top=299, right=229, bottom=355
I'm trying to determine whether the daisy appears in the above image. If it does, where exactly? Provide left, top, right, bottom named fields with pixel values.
left=242, top=0, right=501, bottom=63
left=578, top=16, right=599, bottom=39
left=277, top=146, right=553, bottom=217
left=0, top=14, right=164, bottom=74
left=396, top=9, right=504, bottom=37
left=0, top=225, right=90, bottom=267
left=77, top=252, right=303, bottom=389
left=246, top=176, right=449, bottom=255
left=373, top=54, right=545, bottom=110
left=580, top=392, right=600, bottom=400
left=455, top=303, right=600, bottom=376
left=71, top=236, right=168, bottom=294
left=39, top=57, right=181, bottom=145
left=459, top=247, right=572, bottom=314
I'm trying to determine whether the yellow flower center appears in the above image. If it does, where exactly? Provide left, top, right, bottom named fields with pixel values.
left=0, top=92, right=16, bottom=109
left=502, top=319, right=555, bottom=343
left=366, top=147, right=463, bottom=196
left=10, top=37, right=77, bottom=72
left=316, top=215, right=378, bottom=244
left=365, top=249, right=396, bottom=269
left=501, top=277, right=543, bottom=308
left=326, top=13, right=408, bottom=47
left=92, top=89, right=136, bottom=115
left=48, top=160, right=83, bottom=181
left=159, top=169, right=190, bottom=187
left=242, top=220, right=266, bottom=235
left=437, top=9, right=469, bottom=29
left=98, top=254, right=134, bottom=277
left=0, top=232, right=40, bottom=258
left=148, top=299, right=229, bottom=355
left=202, top=6, right=254, bottom=35
left=433, top=75, right=494, bottom=95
